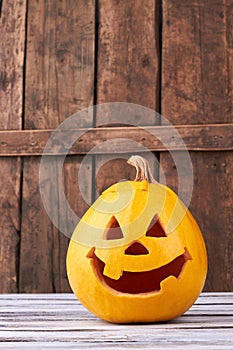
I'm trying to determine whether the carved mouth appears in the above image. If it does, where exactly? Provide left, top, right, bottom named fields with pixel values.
left=88, top=248, right=191, bottom=294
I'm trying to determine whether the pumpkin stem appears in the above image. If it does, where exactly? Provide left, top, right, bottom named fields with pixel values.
left=127, top=155, right=158, bottom=184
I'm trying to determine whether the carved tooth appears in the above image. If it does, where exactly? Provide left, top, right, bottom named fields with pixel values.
left=103, top=264, right=123, bottom=280
left=184, top=247, right=192, bottom=261
left=86, top=247, right=95, bottom=258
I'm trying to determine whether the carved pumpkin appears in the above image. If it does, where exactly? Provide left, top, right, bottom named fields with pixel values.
left=66, top=155, right=208, bottom=323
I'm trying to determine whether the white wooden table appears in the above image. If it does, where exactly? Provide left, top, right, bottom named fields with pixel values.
left=0, top=293, right=232, bottom=349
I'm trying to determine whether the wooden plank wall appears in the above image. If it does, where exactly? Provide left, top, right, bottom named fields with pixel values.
left=95, top=0, right=160, bottom=194
left=19, top=0, right=95, bottom=293
left=161, top=0, right=233, bottom=291
left=0, top=0, right=26, bottom=293
left=0, top=0, right=232, bottom=293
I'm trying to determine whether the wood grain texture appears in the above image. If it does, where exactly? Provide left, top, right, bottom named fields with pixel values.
left=0, top=0, right=26, bottom=292
left=162, top=0, right=232, bottom=124
left=0, top=0, right=26, bottom=129
left=161, top=0, right=233, bottom=291
left=24, top=0, right=95, bottom=127
left=95, top=0, right=161, bottom=194
left=160, top=151, right=233, bottom=292
left=97, top=0, right=160, bottom=110
left=19, top=0, right=95, bottom=292
left=0, top=293, right=232, bottom=349
left=0, top=123, right=233, bottom=155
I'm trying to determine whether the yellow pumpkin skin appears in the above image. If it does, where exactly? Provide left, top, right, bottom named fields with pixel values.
left=67, top=180, right=208, bottom=324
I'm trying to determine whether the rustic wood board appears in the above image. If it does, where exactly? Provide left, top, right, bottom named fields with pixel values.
left=97, top=0, right=160, bottom=109
left=0, top=123, right=233, bottom=156
left=0, top=293, right=232, bottom=349
left=161, top=0, right=233, bottom=291
left=0, top=0, right=26, bottom=292
left=162, top=1, right=232, bottom=123
left=95, top=0, right=161, bottom=194
left=19, top=0, right=95, bottom=292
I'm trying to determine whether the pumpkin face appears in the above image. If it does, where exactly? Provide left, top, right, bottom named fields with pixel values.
left=67, top=157, right=208, bottom=323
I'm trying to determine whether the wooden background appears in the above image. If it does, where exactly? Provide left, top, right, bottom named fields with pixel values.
left=0, top=0, right=232, bottom=293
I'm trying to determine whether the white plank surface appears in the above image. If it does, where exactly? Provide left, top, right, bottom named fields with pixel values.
left=0, top=293, right=232, bottom=349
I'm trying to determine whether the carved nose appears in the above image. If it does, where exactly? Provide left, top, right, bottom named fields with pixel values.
left=125, top=242, right=149, bottom=255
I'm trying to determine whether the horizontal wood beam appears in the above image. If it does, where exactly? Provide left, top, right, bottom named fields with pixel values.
left=0, top=124, right=232, bottom=156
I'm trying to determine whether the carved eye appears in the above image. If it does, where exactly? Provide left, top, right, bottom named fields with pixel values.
left=103, top=216, right=124, bottom=240
left=146, top=215, right=167, bottom=238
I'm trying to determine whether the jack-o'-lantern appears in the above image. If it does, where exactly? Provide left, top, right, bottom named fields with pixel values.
left=66, top=155, right=208, bottom=323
